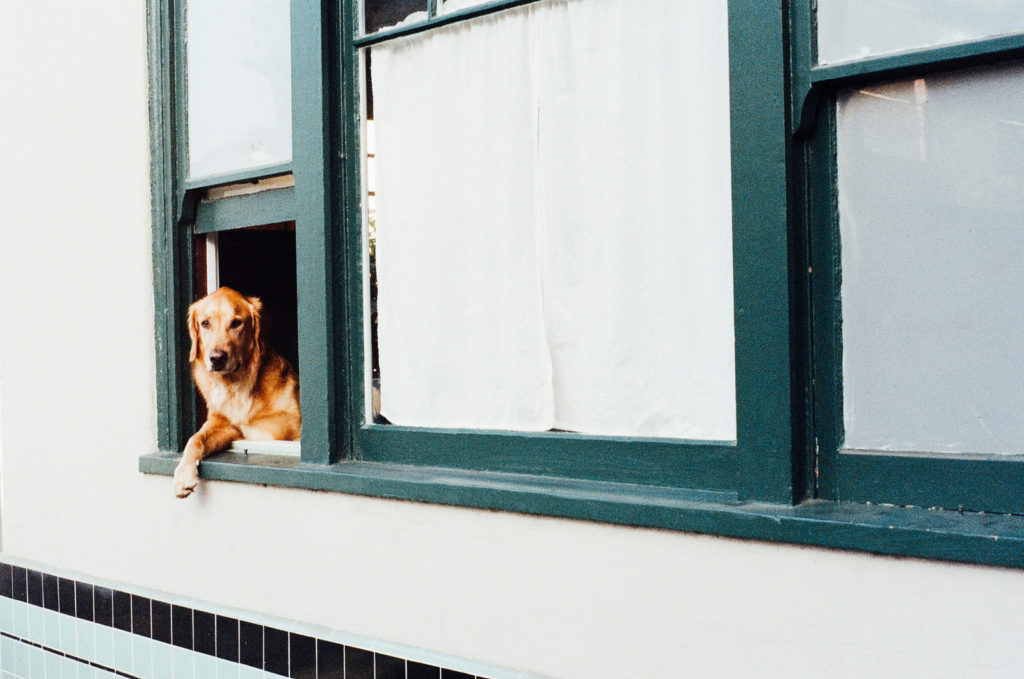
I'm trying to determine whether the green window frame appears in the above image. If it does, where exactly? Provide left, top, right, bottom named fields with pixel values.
left=142, top=0, right=1024, bottom=569
left=793, top=0, right=1024, bottom=517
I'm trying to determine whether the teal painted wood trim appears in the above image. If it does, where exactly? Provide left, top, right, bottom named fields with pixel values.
left=339, top=0, right=366, bottom=461
left=359, top=426, right=737, bottom=490
left=292, top=0, right=345, bottom=464
left=806, top=99, right=842, bottom=501
left=354, top=0, right=546, bottom=47
left=138, top=451, right=1024, bottom=568
left=839, top=451, right=1024, bottom=516
left=811, top=32, right=1024, bottom=87
left=149, top=0, right=195, bottom=452
left=193, top=186, right=296, bottom=234
left=728, top=0, right=796, bottom=503
left=184, top=162, right=293, bottom=190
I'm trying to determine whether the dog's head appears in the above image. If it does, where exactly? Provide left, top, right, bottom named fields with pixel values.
left=187, top=287, right=263, bottom=375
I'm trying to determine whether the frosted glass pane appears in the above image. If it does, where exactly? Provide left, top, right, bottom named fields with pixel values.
left=818, top=0, right=1024, bottom=64
left=838, top=62, right=1024, bottom=454
left=187, top=0, right=292, bottom=180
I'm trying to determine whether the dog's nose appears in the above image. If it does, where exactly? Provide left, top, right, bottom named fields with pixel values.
left=208, top=350, right=228, bottom=370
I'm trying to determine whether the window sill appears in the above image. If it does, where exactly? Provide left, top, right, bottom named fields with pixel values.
left=140, top=451, right=1024, bottom=569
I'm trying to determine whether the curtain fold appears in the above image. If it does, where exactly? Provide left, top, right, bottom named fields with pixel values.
left=373, top=0, right=736, bottom=439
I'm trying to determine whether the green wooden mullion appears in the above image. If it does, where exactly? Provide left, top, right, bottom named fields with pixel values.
left=192, top=187, right=296, bottom=234
left=353, top=0, right=545, bottom=47
left=149, top=0, right=195, bottom=452
left=340, top=0, right=366, bottom=460
left=811, top=32, right=1024, bottom=88
left=806, top=100, right=842, bottom=501
left=728, top=0, right=795, bottom=503
left=184, top=162, right=294, bottom=191
left=293, top=0, right=341, bottom=465
left=358, top=426, right=738, bottom=491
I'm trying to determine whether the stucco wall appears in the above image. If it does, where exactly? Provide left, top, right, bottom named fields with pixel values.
left=1, top=3, right=1023, bottom=678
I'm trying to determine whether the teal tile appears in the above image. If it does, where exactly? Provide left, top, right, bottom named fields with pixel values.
left=11, top=601, right=28, bottom=640
left=216, top=657, right=240, bottom=679
left=14, top=639, right=29, bottom=679
left=26, top=645, right=43, bottom=679
left=0, top=637, right=13, bottom=673
left=60, top=615, right=77, bottom=655
left=43, top=610, right=60, bottom=650
left=112, top=629, right=133, bottom=675
left=172, top=647, right=194, bottom=679
left=76, top=620, right=94, bottom=663
left=195, top=653, right=217, bottom=679
left=239, top=666, right=265, bottom=679
left=132, top=635, right=152, bottom=677
left=27, top=606, right=44, bottom=645
left=152, top=641, right=172, bottom=679
left=77, top=663, right=97, bottom=679
left=93, top=626, right=113, bottom=668
left=43, top=650, right=61, bottom=679
left=0, top=597, right=12, bottom=634
left=61, top=656, right=81, bottom=678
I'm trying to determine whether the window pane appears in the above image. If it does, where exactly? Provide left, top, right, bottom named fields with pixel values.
left=817, top=0, right=1024, bottom=64
left=186, top=0, right=292, bottom=180
left=838, top=62, right=1024, bottom=454
left=363, top=0, right=425, bottom=33
left=366, top=0, right=736, bottom=440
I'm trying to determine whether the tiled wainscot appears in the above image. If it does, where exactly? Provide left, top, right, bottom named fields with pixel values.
left=0, top=563, right=507, bottom=679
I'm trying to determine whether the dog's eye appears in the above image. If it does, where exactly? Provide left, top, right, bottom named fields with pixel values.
left=230, top=318, right=243, bottom=329
left=200, top=320, right=211, bottom=329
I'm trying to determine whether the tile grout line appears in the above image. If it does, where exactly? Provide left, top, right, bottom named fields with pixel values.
left=0, top=629, right=141, bottom=679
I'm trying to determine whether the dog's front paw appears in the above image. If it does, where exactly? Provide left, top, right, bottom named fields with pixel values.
left=172, top=460, right=200, bottom=498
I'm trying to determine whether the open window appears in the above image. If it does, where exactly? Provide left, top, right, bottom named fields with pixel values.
left=182, top=0, right=300, bottom=456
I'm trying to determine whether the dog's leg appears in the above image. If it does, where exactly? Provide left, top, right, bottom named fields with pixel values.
left=173, top=414, right=241, bottom=498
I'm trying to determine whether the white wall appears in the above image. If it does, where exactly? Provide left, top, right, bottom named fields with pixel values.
left=2, top=3, right=1024, bottom=679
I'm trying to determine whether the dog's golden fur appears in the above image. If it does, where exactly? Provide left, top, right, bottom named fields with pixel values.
left=173, top=287, right=301, bottom=498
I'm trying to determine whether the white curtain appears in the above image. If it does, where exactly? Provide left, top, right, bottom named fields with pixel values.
left=372, top=0, right=736, bottom=440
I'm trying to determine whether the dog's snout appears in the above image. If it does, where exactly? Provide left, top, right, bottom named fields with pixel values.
left=208, top=350, right=228, bottom=371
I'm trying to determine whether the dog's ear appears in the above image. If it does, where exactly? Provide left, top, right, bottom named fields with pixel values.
left=187, top=302, right=201, bottom=363
left=247, top=296, right=264, bottom=348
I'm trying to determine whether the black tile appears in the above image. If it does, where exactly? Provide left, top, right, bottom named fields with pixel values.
left=11, top=567, right=26, bottom=602
left=171, top=605, right=192, bottom=650
left=151, top=601, right=171, bottom=644
left=288, top=633, right=315, bottom=679
left=57, top=578, right=75, bottom=616
left=131, top=595, right=151, bottom=637
left=441, top=671, right=474, bottom=679
left=407, top=663, right=441, bottom=679
left=375, top=653, right=405, bottom=679
left=0, top=563, right=12, bottom=598
left=113, top=591, right=131, bottom=632
left=193, top=610, right=216, bottom=656
left=316, top=640, right=344, bottom=679
left=216, top=616, right=239, bottom=662
left=263, top=626, right=288, bottom=676
left=345, top=647, right=374, bottom=679
left=239, top=621, right=263, bottom=670
left=26, top=570, right=42, bottom=607
left=94, top=587, right=113, bottom=627
left=74, top=582, right=93, bottom=622
left=42, top=574, right=58, bottom=612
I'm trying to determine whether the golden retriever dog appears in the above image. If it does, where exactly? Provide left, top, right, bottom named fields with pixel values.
left=173, top=287, right=301, bottom=498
